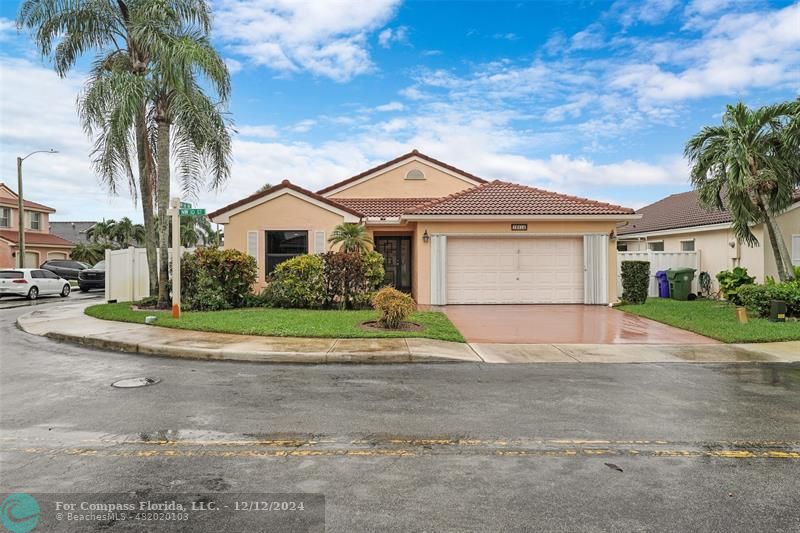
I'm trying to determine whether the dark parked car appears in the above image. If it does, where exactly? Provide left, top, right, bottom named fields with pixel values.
left=78, top=260, right=105, bottom=292
left=40, top=259, right=89, bottom=281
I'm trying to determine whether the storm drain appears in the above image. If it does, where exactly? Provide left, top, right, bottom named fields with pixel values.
left=111, top=377, right=160, bottom=388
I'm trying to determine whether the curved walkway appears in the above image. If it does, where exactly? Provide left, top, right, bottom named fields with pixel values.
left=15, top=302, right=800, bottom=364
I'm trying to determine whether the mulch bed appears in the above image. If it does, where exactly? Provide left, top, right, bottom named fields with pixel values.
left=359, top=320, right=424, bottom=333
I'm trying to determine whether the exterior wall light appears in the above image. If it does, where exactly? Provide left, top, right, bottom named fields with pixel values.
left=422, top=230, right=430, bottom=243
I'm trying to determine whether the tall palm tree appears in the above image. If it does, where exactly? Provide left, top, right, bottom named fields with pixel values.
left=71, top=243, right=107, bottom=265
left=328, top=223, right=373, bottom=254
left=146, top=29, right=231, bottom=307
left=685, top=101, right=797, bottom=281
left=18, top=0, right=214, bottom=298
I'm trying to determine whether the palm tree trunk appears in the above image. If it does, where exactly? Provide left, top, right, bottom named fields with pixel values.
left=156, top=116, right=172, bottom=308
left=135, top=107, right=158, bottom=296
left=759, top=196, right=795, bottom=282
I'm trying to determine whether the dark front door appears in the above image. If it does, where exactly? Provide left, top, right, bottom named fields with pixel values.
left=375, top=236, right=412, bottom=293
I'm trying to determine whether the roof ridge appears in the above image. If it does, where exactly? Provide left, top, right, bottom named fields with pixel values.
left=208, top=179, right=364, bottom=220
left=315, top=150, right=488, bottom=195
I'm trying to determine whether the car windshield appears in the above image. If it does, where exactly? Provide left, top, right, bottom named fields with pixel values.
left=92, top=261, right=106, bottom=269
left=0, top=271, right=23, bottom=279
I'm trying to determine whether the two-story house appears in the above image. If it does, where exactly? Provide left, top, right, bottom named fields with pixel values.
left=0, top=183, right=75, bottom=268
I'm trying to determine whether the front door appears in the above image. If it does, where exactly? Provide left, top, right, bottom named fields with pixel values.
left=374, top=236, right=412, bottom=293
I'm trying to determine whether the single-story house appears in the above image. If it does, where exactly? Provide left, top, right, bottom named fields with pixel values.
left=0, top=183, right=75, bottom=268
left=209, top=150, right=638, bottom=306
left=617, top=190, right=800, bottom=286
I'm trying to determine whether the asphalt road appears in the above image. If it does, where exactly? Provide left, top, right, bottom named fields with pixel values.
left=1, top=298, right=799, bottom=532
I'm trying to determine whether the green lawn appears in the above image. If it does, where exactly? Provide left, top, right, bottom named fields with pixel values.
left=618, top=298, right=800, bottom=343
left=85, top=303, right=465, bottom=342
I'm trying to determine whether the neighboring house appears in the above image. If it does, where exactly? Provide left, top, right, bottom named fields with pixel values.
left=0, top=183, right=75, bottom=268
left=617, top=190, right=800, bottom=286
left=49, top=221, right=97, bottom=245
left=209, top=150, right=638, bottom=306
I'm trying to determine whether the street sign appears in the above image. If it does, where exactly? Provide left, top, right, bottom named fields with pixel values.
left=180, top=202, right=192, bottom=209
left=179, top=208, right=206, bottom=216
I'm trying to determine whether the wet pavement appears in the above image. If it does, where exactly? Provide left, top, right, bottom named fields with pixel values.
left=442, top=304, right=719, bottom=344
left=1, top=299, right=799, bottom=532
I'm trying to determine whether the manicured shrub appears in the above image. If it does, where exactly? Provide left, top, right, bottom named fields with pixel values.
left=716, top=267, right=755, bottom=305
left=372, top=286, right=416, bottom=329
left=739, top=280, right=800, bottom=318
left=362, top=250, right=386, bottom=290
left=264, top=254, right=325, bottom=308
left=621, top=260, right=650, bottom=304
left=181, top=247, right=257, bottom=311
left=322, top=251, right=369, bottom=309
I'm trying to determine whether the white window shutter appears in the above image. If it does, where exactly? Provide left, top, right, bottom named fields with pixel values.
left=792, top=235, right=800, bottom=266
left=583, top=234, right=609, bottom=304
left=315, top=231, right=326, bottom=254
left=247, top=231, right=258, bottom=258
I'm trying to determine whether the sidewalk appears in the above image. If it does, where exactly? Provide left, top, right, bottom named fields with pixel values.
left=16, top=302, right=800, bottom=364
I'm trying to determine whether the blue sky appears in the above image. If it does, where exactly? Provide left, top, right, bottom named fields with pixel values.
left=0, top=0, right=798, bottom=222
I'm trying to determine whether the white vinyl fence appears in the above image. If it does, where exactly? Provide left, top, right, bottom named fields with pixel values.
left=617, top=251, right=701, bottom=298
left=105, top=246, right=195, bottom=303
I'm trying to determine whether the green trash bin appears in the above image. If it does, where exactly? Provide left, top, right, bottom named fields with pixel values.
left=666, top=268, right=696, bottom=301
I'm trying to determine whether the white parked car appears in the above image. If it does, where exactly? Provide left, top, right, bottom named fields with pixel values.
left=0, top=268, right=71, bottom=300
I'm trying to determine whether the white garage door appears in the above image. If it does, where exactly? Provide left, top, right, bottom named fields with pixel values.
left=446, top=237, right=584, bottom=304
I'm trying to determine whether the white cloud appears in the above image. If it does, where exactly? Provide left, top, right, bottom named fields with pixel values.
left=289, top=119, right=316, bottom=133
left=493, top=32, right=519, bottom=41
left=214, top=0, right=401, bottom=82
left=570, top=23, right=604, bottom=51
left=237, top=124, right=279, bottom=138
left=611, top=3, right=800, bottom=103
left=224, top=57, right=243, bottom=74
left=611, top=0, right=680, bottom=27
left=0, top=18, right=15, bottom=42
left=375, top=101, right=404, bottom=112
left=378, top=26, right=409, bottom=48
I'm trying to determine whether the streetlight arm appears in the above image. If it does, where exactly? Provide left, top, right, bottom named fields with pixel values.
left=20, top=149, right=58, bottom=162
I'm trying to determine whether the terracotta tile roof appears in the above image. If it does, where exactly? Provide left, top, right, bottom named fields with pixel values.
left=404, top=180, right=635, bottom=216
left=315, top=149, right=487, bottom=195
left=0, top=229, right=75, bottom=246
left=208, top=179, right=364, bottom=219
left=334, top=198, right=432, bottom=218
left=0, top=188, right=56, bottom=213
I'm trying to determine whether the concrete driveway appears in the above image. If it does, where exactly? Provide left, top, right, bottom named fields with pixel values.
left=441, top=304, right=719, bottom=344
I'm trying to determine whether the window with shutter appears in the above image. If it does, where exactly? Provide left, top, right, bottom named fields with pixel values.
left=247, top=231, right=258, bottom=258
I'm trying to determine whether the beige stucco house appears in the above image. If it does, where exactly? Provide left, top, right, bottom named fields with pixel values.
left=209, top=150, right=638, bottom=306
left=617, top=190, right=800, bottom=287
left=0, top=183, right=75, bottom=268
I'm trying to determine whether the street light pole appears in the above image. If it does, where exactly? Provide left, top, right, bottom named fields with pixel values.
left=16, top=149, right=58, bottom=267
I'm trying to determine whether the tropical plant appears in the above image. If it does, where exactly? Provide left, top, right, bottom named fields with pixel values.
left=716, top=267, right=756, bottom=305
left=739, top=280, right=800, bottom=318
left=698, top=271, right=712, bottom=297
left=371, top=286, right=416, bottom=329
left=180, top=248, right=257, bottom=311
left=70, top=242, right=108, bottom=265
left=112, top=217, right=145, bottom=247
left=180, top=215, right=221, bottom=248
left=85, top=219, right=116, bottom=245
left=620, top=260, right=650, bottom=304
left=328, top=223, right=372, bottom=253
left=18, top=0, right=232, bottom=309
left=684, top=100, right=799, bottom=281
left=264, top=254, right=326, bottom=308
left=255, top=183, right=273, bottom=194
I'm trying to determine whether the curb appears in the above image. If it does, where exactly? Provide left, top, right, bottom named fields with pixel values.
left=36, top=329, right=467, bottom=365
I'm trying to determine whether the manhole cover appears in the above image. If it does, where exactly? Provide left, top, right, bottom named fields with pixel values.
left=111, top=377, right=160, bottom=388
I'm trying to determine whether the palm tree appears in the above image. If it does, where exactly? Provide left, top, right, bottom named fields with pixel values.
left=71, top=243, right=107, bottom=265
left=147, top=29, right=231, bottom=307
left=18, top=0, right=215, bottom=299
left=685, top=101, right=797, bottom=281
left=328, top=223, right=372, bottom=253
left=112, top=217, right=145, bottom=247
left=86, top=219, right=116, bottom=245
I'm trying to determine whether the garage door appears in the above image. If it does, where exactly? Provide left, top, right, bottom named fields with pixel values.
left=446, top=237, right=584, bottom=304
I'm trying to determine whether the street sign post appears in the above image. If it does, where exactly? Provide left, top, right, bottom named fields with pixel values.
left=179, top=208, right=206, bottom=216
left=168, top=197, right=182, bottom=319
left=180, top=202, right=192, bottom=209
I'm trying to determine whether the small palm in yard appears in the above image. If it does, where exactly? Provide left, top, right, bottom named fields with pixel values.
left=684, top=99, right=799, bottom=281
left=328, top=223, right=373, bottom=253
